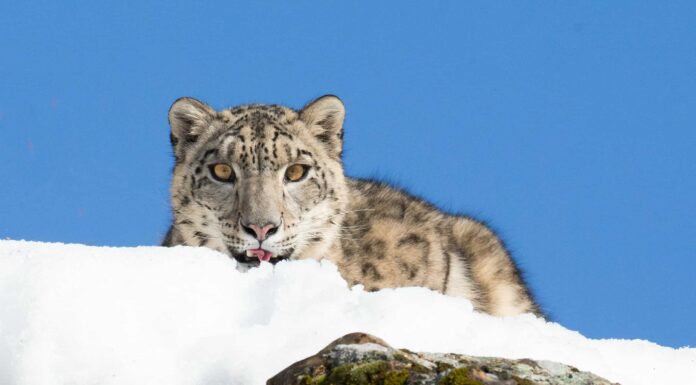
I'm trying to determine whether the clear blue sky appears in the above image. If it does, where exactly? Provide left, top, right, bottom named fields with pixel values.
left=1, top=1, right=694, bottom=348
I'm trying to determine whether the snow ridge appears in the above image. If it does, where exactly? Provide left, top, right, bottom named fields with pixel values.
left=0, top=240, right=694, bottom=385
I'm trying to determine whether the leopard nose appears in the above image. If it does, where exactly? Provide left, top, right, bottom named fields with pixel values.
left=241, top=221, right=280, bottom=241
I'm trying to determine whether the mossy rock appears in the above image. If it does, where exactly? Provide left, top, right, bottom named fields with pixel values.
left=437, top=367, right=484, bottom=385
left=267, top=333, right=618, bottom=385
left=297, top=374, right=327, bottom=385
left=324, top=360, right=408, bottom=385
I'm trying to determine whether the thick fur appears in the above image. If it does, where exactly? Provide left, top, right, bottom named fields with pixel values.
left=163, top=95, right=543, bottom=317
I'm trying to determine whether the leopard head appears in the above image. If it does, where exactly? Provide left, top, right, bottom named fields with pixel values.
left=168, top=95, right=348, bottom=266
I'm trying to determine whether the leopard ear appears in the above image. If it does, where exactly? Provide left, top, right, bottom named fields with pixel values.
left=168, top=97, right=216, bottom=161
left=300, top=95, right=345, bottom=159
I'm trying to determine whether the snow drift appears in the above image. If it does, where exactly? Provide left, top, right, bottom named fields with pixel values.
left=0, top=240, right=693, bottom=385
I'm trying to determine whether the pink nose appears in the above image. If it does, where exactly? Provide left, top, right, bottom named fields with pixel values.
left=242, top=222, right=279, bottom=241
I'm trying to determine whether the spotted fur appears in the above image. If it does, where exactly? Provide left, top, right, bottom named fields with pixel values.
left=163, top=95, right=543, bottom=317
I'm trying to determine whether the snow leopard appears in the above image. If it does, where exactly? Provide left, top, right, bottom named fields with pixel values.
left=162, top=95, right=543, bottom=317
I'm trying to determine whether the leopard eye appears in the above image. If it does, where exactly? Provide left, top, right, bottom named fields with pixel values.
left=209, top=163, right=236, bottom=183
left=285, top=164, right=310, bottom=182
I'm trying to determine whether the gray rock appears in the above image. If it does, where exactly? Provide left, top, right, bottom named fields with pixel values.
left=267, top=332, right=619, bottom=385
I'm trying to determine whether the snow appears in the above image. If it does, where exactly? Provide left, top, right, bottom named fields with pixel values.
left=0, top=240, right=694, bottom=385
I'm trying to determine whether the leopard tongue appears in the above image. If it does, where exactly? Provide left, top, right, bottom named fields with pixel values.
left=246, top=248, right=273, bottom=262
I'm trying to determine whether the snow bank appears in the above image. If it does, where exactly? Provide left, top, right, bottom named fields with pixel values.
left=0, top=240, right=693, bottom=385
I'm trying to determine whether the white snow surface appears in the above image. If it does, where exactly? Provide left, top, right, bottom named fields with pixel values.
left=0, top=240, right=693, bottom=385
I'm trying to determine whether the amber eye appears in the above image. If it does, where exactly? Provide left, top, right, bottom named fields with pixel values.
left=209, top=163, right=236, bottom=183
left=285, top=164, right=309, bottom=182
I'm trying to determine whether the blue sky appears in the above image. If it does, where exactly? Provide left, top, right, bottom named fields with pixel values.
left=1, top=1, right=694, bottom=348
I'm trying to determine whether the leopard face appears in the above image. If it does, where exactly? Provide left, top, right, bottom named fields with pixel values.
left=168, top=96, right=348, bottom=266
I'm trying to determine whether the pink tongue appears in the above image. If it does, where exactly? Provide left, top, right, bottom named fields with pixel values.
left=248, top=248, right=273, bottom=262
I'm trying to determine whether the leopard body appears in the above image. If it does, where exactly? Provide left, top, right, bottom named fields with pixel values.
left=163, top=95, right=543, bottom=316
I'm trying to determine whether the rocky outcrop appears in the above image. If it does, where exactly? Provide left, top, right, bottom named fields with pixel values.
left=267, top=333, right=618, bottom=385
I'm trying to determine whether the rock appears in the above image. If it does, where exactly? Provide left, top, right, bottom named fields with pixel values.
left=267, top=332, right=618, bottom=385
